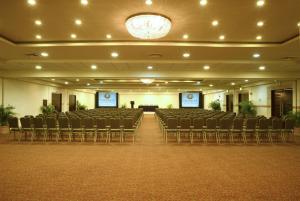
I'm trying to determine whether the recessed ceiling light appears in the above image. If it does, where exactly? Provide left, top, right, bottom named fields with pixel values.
left=239, top=87, right=243, bottom=91
left=253, top=53, right=260, bottom=58
left=231, top=82, right=236, bottom=86
left=219, top=35, right=225, bottom=40
left=65, top=81, right=69, bottom=85
left=196, top=81, right=201, bottom=85
left=147, top=66, right=153, bottom=70
left=245, top=79, right=249, bottom=82
left=209, top=84, right=214, bottom=87
left=145, top=0, right=152, bottom=5
left=256, top=0, right=265, bottom=7
left=87, top=83, right=91, bottom=86
left=91, top=64, right=97, bottom=70
left=35, top=34, right=42, bottom=39
left=212, top=20, right=219, bottom=26
left=27, top=0, right=36, bottom=6
left=200, top=0, right=207, bottom=6
left=183, top=34, right=189, bottom=39
left=203, top=65, right=210, bottom=70
left=256, top=35, right=262, bottom=40
left=51, top=78, right=55, bottom=81
left=80, top=0, right=88, bottom=6
left=259, top=66, right=266, bottom=70
left=70, top=33, right=77, bottom=39
left=99, top=81, right=104, bottom=84
left=111, top=52, right=119, bottom=58
left=76, top=79, right=80, bottom=82
left=41, top=52, right=48, bottom=57
left=35, top=65, right=42, bottom=70
left=257, top=21, right=264, bottom=27
left=156, top=83, right=160, bottom=87
left=75, top=19, right=82, bottom=25
left=183, top=53, right=190, bottom=58
left=297, top=22, right=300, bottom=27
left=165, top=81, right=168, bottom=84
left=106, top=34, right=112, bottom=39
left=35, top=20, right=42, bottom=26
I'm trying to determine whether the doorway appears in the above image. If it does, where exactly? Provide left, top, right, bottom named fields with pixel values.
left=271, top=89, right=293, bottom=117
left=52, top=93, right=62, bottom=112
left=226, top=94, right=233, bottom=112
left=69, top=95, right=76, bottom=111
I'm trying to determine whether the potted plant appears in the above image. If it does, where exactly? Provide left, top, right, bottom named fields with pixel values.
left=0, top=105, right=16, bottom=134
left=40, top=104, right=56, bottom=115
left=121, top=104, right=127, bottom=108
left=239, top=101, right=257, bottom=117
left=286, top=111, right=300, bottom=136
left=76, top=101, right=88, bottom=110
left=209, top=100, right=221, bottom=111
left=167, top=104, right=173, bottom=109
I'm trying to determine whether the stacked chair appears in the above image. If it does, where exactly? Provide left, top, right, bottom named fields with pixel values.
left=156, top=108, right=296, bottom=144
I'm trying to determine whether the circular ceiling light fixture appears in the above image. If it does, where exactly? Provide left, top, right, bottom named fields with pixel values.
left=140, top=78, right=155, bottom=84
left=125, top=13, right=172, bottom=39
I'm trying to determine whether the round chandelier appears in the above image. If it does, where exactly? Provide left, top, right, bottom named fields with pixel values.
left=125, top=13, right=172, bottom=40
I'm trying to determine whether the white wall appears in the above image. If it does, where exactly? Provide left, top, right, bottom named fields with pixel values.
left=204, top=91, right=225, bottom=111
left=0, top=78, right=3, bottom=105
left=119, top=91, right=179, bottom=109
left=2, top=79, right=94, bottom=118
left=205, top=81, right=298, bottom=117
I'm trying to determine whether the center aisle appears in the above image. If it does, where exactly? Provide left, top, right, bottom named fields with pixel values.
left=136, top=113, right=163, bottom=145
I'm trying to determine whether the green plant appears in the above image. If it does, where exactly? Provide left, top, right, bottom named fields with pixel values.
left=285, top=111, right=300, bottom=127
left=167, top=104, right=173, bottom=109
left=209, top=100, right=221, bottom=111
left=76, top=101, right=87, bottom=110
left=121, top=104, right=127, bottom=108
left=40, top=104, right=56, bottom=115
left=0, top=105, right=16, bottom=126
left=239, top=101, right=257, bottom=117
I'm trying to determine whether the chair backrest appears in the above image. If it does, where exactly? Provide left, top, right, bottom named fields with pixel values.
left=258, top=118, right=269, bottom=129
left=206, top=118, right=217, bottom=129
left=46, top=117, right=57, bottom=129
left=96, top=118, right=106, bottom=129
left=58, top=118, right=69, bottom=129
left=193, top=118, right=204, bottom=129
left=82, top=118, right=95, bottom=129
left=110, top=118, right=121, bottom=129
left=20, top=117, right=32, bottom=129
left=8, top=117, right=19, bottom=129
left=245, top=118, right=257, bottom=129
left=123, top=118, right=134, bottom=129
left=33, top=117, right=44, bottom=129
left=180, top=118, right=191, bottom=129
left=167, top=118, right=177, bottom=129
left=272, top=118, right=282, bottom=129
left=70, top=118, right=82, bottom=129
left=233, top=118, right=243, bottom=130
left=219, top=118, right=233, bottom=129
left=285, top=118, right=295, bottom=129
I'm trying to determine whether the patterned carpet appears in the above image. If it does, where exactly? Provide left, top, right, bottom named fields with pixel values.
left=0, top=114, right=300, bottom=201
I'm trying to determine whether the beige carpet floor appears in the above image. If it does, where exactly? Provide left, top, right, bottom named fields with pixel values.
left=0, top=114, right=300, bottom=201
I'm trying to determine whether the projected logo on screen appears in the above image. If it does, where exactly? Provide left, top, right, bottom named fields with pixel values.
left=187, top=94, right=194, bottom=99
left=181, top=92, right=200, bottom=107
left=104, top=93, right=111, bottom=99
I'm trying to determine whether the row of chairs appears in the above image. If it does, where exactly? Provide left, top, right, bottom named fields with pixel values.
left=8, top=114, right=142, bottom=143
left=157, top=112, right=295, bottom=144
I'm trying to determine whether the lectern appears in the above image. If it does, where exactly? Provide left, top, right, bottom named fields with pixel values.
left=130, top=101, right=135, bottom=108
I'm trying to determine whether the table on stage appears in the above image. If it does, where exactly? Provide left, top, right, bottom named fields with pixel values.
left=138, top=105, right=159, bottom=112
